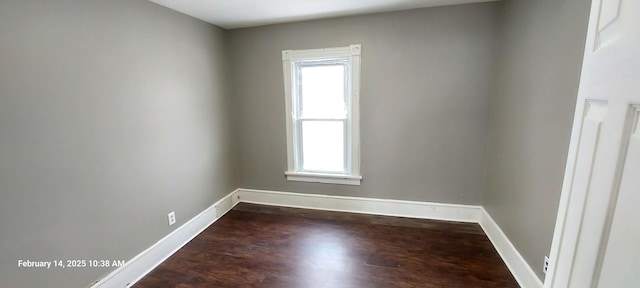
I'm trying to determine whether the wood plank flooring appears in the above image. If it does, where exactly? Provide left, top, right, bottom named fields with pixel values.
left=134, top=203, right=519, bottom=288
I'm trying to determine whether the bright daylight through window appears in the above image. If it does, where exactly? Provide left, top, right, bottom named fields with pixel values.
left=282, top=45, right=362, bottom=185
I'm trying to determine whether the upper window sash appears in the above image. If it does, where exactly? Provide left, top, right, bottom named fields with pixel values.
left=294, top=60, right=349, bottom=121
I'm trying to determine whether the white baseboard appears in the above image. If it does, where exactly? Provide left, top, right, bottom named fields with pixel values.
left=236, top=188, right=481, bottom=223
left=91, top=190, right=240, bottom=288
left=90, top=188, right=541, bottom=288
left=479, top=208, right=543, bottom=288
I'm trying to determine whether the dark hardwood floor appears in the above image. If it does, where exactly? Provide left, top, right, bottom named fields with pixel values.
left=134, top=203, right=519, bottom=288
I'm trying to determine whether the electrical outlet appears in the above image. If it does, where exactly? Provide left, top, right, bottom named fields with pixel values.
left=543, top=256, right=550, bottom=274
left=167, top=212, right=176, bottom=226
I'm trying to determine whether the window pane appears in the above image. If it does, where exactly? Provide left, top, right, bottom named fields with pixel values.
left=301, top=121, right=345, bottom=173
left=300, top=64, right=346, bottom=119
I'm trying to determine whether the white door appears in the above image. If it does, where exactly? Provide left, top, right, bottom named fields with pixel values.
left=545, top=0, right=640, bottom=287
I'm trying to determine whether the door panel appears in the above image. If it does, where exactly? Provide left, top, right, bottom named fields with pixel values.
left=594, top=0, right=622, bottom=49
left=597, top=106, right=640, bottom=287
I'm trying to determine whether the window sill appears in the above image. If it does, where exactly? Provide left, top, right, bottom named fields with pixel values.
left=284, top=171, right=362, bottom=186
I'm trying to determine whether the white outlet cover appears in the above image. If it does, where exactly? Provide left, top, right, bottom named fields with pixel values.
left=168, top=212, right=176, bottom=226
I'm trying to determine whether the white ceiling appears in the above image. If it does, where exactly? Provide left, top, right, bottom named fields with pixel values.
left=149, top=0, right=499, bottom=29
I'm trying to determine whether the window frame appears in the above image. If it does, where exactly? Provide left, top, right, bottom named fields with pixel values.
left=282, top=44, right=362, bottom=185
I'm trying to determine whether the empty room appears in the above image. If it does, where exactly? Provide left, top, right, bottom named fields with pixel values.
left=1, top=0, right=638, bottom=287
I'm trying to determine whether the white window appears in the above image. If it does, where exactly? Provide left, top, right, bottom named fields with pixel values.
left=282, top=44, right=362, bottom=185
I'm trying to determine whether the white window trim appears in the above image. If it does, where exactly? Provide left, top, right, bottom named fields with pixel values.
left=282, top=44, right=362, bottom=185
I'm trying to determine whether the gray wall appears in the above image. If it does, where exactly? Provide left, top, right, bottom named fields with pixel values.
left=0, top=0, right=235, bottom=287
left=230, top=3, right=500, bottom=204
left=484, top=0, right=591, bottom=280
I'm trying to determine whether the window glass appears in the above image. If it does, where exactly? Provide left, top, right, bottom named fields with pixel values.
left=301, top=121, right=345, bottom=172
left=299, top=64, right=346, bottom=119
